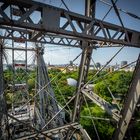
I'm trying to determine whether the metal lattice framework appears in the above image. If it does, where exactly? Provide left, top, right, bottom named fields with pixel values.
left=35, top=46, right=63, bottom=129
left=0, top=0, right=140, bottom=140
left=0, top=0, right=140, bottom=48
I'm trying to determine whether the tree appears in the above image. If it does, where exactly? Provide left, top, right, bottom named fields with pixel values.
left=80, top=104, right=115, bottom=140
left=94, top=71, right=133, bottom=103
left=94, top=81, right=112, bottom=103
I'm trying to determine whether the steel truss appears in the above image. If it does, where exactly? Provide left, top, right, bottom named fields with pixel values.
left=6, top=39, right=33, bottom=139
left=0, top=0, right=140, bottom=48
left=113, top=55, right=140, bottom=140
left=35, top=46, right=63, bottom=129
left=81, top=88, right=120, bottom=121
left=15, top=123, right=80, bottom=140
left=66, top=1, right=96, bottom=139
left=0, top=40, right=9, bottom=140
left=0, top=0, right=140, bottom=140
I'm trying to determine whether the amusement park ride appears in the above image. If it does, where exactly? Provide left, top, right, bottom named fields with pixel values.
left=0, top=0, right=140, bottom=140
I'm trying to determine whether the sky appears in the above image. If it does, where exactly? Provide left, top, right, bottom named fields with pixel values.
left=4, top=0, right=140, bottom=65
left=40, top=0, right=140, bottom=65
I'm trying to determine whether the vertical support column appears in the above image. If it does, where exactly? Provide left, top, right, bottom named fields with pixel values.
left=65, top=0, right=96, bottom=139
left=0, top=42, right=4, bottom=137
left=72, top=45, right=93, bottom=122
left=72, top=0, right=96, bottom=123
left=36, top=46, right=63, bottom=131
left=113, top=54, right=140, bottom=140
left=25, top=39, right=31, bottom=121
left=36, top=47, right=46, bottom=128
left=0, top=43, right=8, bottom=139
left=66, top=0, right=96, bottom=140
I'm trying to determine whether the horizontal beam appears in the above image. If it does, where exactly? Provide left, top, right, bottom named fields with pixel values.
left=81, top=88, right=120, bottom=121
left=0, top=25, right=117, bottom=48
left=0, top=0, right=140, bottom=47
left=0, top=25, right=83, bottom=48
left=15, top=123, right=80, bottom=140
left=5, top=47, right=35, bottom=51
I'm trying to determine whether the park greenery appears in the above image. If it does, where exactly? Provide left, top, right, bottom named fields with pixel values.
left=3, top=67, right=140, bottom=139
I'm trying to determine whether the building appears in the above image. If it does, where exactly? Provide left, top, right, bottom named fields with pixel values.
left=14, top=60, right=26, bottom=69
left=121, top=61, right=127, bottom=67
left=48, top=63, right=78, bottom=73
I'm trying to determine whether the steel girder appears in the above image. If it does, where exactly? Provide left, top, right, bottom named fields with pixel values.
left=0, top=26, right=82, bottom=47
left=0, top=0, right=140, bottom=48
left=0, top=0, right=140, bottom=139
left=72, top=0, right=96, bottom=123
left=36, top=47, right=63, bottom=130
left=72, top=45, right=93, bottom=122
left=66, top=1, right=95, bottom=140
left=81, top=88, right=120, bottom=121
left=14, top=122, right=80, bottom=140
left=0, top=42, right=9, bottom=139
left=113, top=55, right=140, bottom=140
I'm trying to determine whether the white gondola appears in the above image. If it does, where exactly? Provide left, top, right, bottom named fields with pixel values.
left=8, top=83, right=27, bottom=90
left=67, top=78, right=77, bottom=87
left=14, top=60, right=26, bottom=69
left=9, top=105, right=34, bottom=124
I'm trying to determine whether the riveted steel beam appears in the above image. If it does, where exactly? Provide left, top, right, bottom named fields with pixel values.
left=0, top=0, right=139, bottom=47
